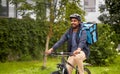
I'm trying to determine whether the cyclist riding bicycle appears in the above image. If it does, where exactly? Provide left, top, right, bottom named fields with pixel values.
left=45, top=13, right=90, bottom=74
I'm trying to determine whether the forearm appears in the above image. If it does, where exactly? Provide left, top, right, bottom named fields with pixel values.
left=52, top=31, right=68, bottom=50
left=52, top=40, right=65, bottom=50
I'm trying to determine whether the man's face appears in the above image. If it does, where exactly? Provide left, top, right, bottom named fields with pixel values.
left=70, top=18, right=80, bottom=29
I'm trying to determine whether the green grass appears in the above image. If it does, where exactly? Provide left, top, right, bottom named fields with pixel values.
left=0, top=58, right=58, bottom=74
left=89, top=55, right=120, bottom=74
left=0, top=55, right=120, bottom=74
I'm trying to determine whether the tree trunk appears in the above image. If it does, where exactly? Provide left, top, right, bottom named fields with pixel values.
left=42, top=35, right=50, bottom=69
left=42, top=0, right=54, bottom=69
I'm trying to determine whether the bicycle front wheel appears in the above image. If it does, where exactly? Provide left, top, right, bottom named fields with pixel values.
left=62, top=68, right=68, bottom=74
left=84, top=68, right=91, bottom=74
left=51, top=70, right=60, bottom=74
left=75, top=67, right=91, bottom=74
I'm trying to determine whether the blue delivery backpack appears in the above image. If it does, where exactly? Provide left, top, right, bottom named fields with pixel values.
left=79, top=22, right=98, bottom=45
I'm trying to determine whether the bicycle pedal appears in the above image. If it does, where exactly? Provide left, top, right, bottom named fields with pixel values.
left=57, top=64, right=64, bottom=68
left=57, top=64, right=64, bottom=66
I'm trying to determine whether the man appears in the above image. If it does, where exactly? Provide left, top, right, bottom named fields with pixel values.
left=45, top=13, right=90, bottom=74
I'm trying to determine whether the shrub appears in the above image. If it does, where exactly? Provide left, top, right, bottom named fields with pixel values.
left=87, top=24, right=117, bottom=65
left=0, top=18, right=48, bottom=62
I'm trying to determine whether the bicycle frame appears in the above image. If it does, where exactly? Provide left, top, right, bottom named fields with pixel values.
left=51, top=52, right=91, bottom=74
left=51, top=52, right=78, bottom=74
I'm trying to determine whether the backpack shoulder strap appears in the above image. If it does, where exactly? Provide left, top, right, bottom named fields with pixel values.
left=78, top=28, right=86, bottom=38
left=78, top=23, right=85, bottom=38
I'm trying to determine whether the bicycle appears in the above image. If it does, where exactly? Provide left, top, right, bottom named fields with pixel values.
left=50, top=52, right=91, bottom=74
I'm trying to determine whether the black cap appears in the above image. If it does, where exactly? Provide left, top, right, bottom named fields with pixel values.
left=70, top=13, right=81, bottom=21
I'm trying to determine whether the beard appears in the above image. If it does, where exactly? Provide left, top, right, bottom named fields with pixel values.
left=71, top=24, right=79, bottom=29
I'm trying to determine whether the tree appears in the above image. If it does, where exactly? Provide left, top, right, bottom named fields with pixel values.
left=42, top=0, right=85, bottom=68
left=99, top=0, right=120, bottom=25
left=98, top=0, right=120, bottom=46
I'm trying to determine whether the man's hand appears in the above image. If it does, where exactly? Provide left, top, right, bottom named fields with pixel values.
left=45, top=48, right=54, bottom=55
left=73, top=48, right=81, bottom=55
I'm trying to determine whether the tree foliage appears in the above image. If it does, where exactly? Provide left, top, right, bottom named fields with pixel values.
left=98, top=0, right=120, bottom=45
left=65, top=2, right=85, bottom=22
left=105, top=0, right=120, bottom=25
left=98, top=0, right=120, bottom=25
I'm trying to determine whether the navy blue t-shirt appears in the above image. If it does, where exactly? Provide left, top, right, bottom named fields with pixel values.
left=71, top=32, right=77, bottom=52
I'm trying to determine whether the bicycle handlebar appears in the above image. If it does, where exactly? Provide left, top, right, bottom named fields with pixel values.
left=50, top=52, right=73, bottom=56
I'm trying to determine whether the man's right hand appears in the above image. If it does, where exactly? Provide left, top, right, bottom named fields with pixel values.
left=45, top=48, right=54, bottom=55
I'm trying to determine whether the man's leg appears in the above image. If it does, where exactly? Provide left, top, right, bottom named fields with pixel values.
left=66, top=56, right=76, bottom=74
left=74, top=51, right=86, bottom=74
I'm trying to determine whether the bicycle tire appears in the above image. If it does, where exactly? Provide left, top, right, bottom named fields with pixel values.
left=62, top=68, right=68, bottom=74
left=84, top=67, right=91, bottom=74
left=51, top=70, right=60, bottom=74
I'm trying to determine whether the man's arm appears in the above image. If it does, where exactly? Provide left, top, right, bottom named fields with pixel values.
left=52, top=30, right=68, bottom=50
left=45, top=30, right=69, bottom=55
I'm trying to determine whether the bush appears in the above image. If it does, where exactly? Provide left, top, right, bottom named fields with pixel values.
left=0, top=18, right=48, bottom=62
left=87, top=24, right=117, bottom=66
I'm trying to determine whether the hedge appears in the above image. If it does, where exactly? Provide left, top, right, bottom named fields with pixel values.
left=0, top=18, right=48, bottom=62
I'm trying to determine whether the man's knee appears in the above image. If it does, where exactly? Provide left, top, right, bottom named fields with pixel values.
left=74, top=55, right=79, bottom=61
left=74, top=54, right=84, bottom=61
left=67, top=56, right=75, bottom=64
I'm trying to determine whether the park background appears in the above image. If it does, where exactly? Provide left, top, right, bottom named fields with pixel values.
left=0, top=0, right=120, bottom=74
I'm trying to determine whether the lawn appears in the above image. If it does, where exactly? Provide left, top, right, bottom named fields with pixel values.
left=0, top=55, right=120, bottom=74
